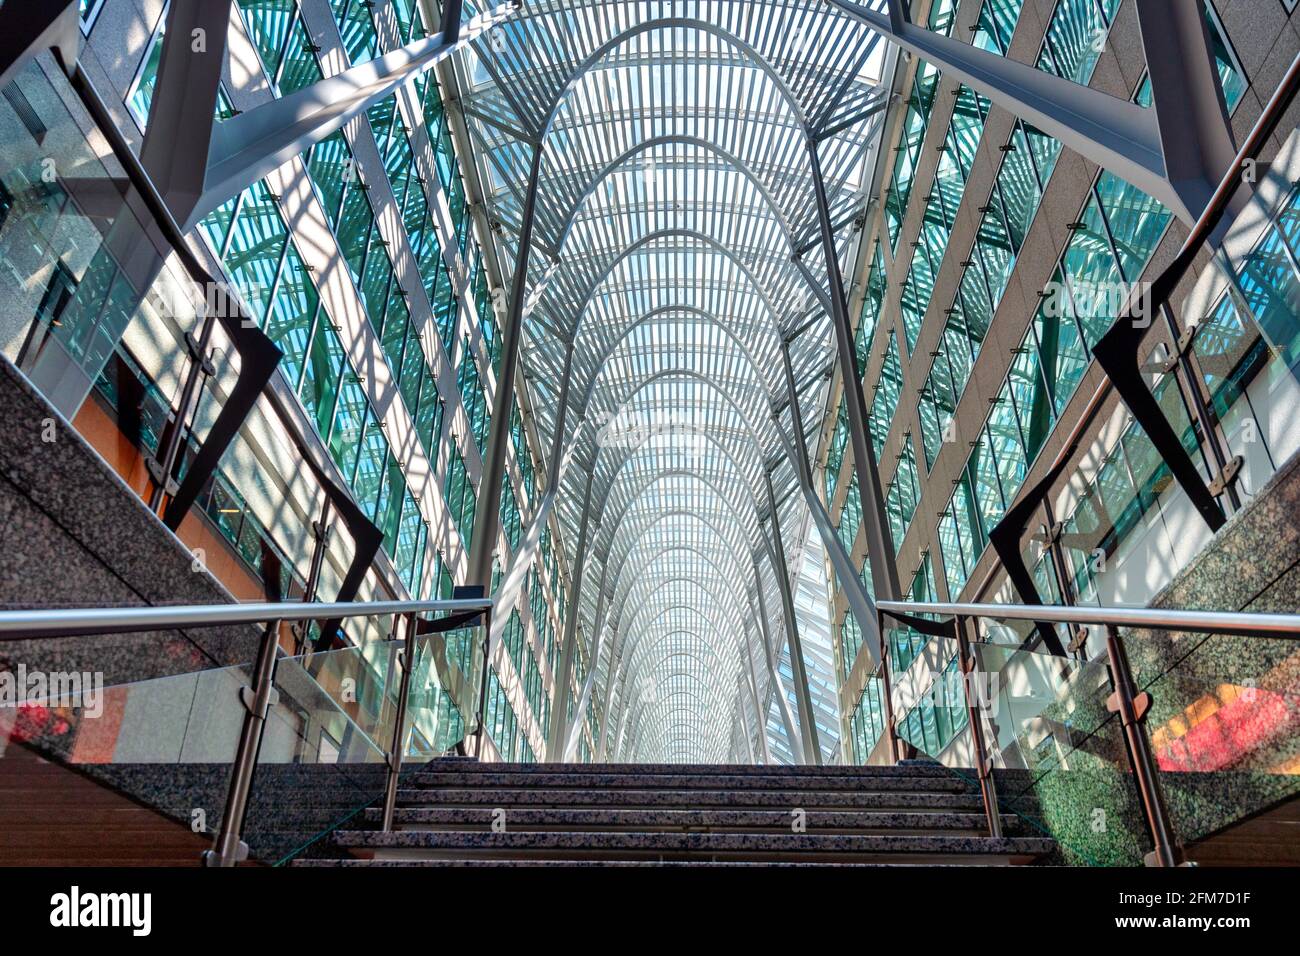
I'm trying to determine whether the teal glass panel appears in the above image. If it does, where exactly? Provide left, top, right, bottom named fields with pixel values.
left=1036, top=270, right=1090, bottom=417
left=825, top=398, right=849, bottom=503
left=222, top=182, right=289, bottom=324
left=127, top=15, right=166, bottom=124
left=337, top=185, right=375, bottom=283
left=360, top=238, right=394, bottom=333
left=378, top=453, right=405, bottom=545
left=307, top=132, right=352, bottom=226
left=264, top=240, right=318, bottom=390
left=1234, top=185, right=1300, bottom=371
left=1060, top=194, right=1120, bottom=348
left=855, top=242, right=885, bottom=375
left=300, top=319, right=345, bottom=436
left=352, top=415, right=389, bottom=519
left=987, top=388, right=1029, bottom=505
left=457, top=347, right=491, bottom=452
left=415, top=373, right=444, bottom=453
left=1039, top=0, right=1111, bottom=85
left=278, top=13, right=325, bottom=94
left=968, top=436, right=1005, bottom=531
left=1007, top=340, right=1053, bottom=462
left=1095, top=172, right=1172, bottom=283
left=328, top=370, right=369, bottom=479
left=868, top=333, right=902, bottom=459
left=237, top=0, right=296, bottom=77
left=335, top=0, right=379, bottom=63
left=973, top=0, right=1023, bottom=55
left=1205, top=4, right=1247, bottom=111
left=395, top=486, right=426, bottom=593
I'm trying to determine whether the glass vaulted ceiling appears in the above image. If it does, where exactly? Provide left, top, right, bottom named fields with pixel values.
left=453, top=0, right=892, bottom=762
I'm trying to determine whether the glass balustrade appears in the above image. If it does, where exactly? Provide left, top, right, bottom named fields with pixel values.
left=0, top=612, right=486, bottom=865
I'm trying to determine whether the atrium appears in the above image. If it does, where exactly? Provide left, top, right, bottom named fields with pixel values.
left=0, top=0, right=1298, bottom=876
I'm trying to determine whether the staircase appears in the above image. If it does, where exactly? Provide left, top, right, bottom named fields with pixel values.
left=298, top=758, right=1056, bottom=866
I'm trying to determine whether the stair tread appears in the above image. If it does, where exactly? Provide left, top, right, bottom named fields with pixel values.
left=366, top=807, right=1019, bottom=830
left=394, top=787, right=994, bottom=809
left=422, top=760, right=959, bottom=777
left=413, top=771, right=968, bottom=792
left=293, top=858, right=987, bottom=868
left=334, top=829, right=1054, bottom=854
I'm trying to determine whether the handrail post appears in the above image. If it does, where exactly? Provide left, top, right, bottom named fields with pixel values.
left=956, top=616, right=1002, bottom=838
left=204, top=619, right=283, bottom=867
left=1103, top=625, right=1183, bottom=867
left=294, top=500, right=333, bottom=656
left=381, top=612, right=418, bottom=832
left=473, top=603, right=492, bottom=759
left=875, top=607, right=901, bottom=764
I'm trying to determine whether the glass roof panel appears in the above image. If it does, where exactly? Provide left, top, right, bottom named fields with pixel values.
left=455, top=0, right=893, bottom=761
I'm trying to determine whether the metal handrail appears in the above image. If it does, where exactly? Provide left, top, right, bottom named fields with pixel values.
left=0, top=597, right=492, bottom=638
left=875, top=600, right=1300, bottom=637
left=1, top=596, right=493, bottom=865
left=875, top=597, right=1299, bottom=866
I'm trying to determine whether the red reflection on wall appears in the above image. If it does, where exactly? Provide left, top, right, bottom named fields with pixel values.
left=1154, top=688, right=1294, bottom=773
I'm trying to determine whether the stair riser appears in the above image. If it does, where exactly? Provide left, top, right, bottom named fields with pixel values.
left=366, top=808, right=1017, bottom=832
left=296, top=859, right=993, bottom=868
left=351, top=847, right=1045, bottom=866
left=334, top=830, right=1055, bottom=857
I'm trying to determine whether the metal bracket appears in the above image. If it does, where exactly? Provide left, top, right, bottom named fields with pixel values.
left=144, top=457, right=180, bottom=496
left=1067, top=626, right=1089, bottom=656
left=1142, top=325, right=1201, bottom=375
left=1106, top=688, right=1152, bottom=723
left=201, top=842, right=249, bottom=866
left=1031, top=521, right=1065, bottom=546
left=1208, top=455, right=1244, bottom=498
left=239, top=683, right=280, bottom=719
left=184, top=330, right=217, bottom=376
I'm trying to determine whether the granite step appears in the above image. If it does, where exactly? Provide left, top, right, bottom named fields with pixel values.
left=419, top=760, right=958, bottom=778
left=393, top=786, right=993, bottom=810
left=293, top=859, right=988, bottom=868
left=363, top=806, right=1023, bottom=834
left=411, top=770, right=971, bottom=793
left=328, top=829, right=1054, bottom=865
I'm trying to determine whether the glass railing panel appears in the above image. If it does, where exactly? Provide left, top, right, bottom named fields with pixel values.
left=1122, top=624, right=1300, bottom=852
left=880, top=616, right=1153, bottom=864
left=0, top=56, right=201, bottom=419
left=1, top=609, right=487, bottom=865
left=972, top=635, right=1149, bottom=865
left=246, top=614, right=486, bottom=864
left=244, top=642, right=395, bottom=866
left=406, top=617, right=485, bottom=758
left=0, top=653, right=251, bottom=846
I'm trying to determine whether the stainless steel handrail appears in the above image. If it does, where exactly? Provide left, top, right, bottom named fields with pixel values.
left=1, top=596, right=493, bottom=866
left=874, top=597, right=1299, bottom=866
left=0, top=597, right=492, bottom=637
left=875, top=600, right=1300, bottom=637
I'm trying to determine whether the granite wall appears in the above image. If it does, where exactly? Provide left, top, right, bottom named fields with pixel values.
left=0, top=354, right=261, bottom=686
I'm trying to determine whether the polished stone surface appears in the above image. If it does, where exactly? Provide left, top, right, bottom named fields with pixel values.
left=0, top=355, right=261, bottom=684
